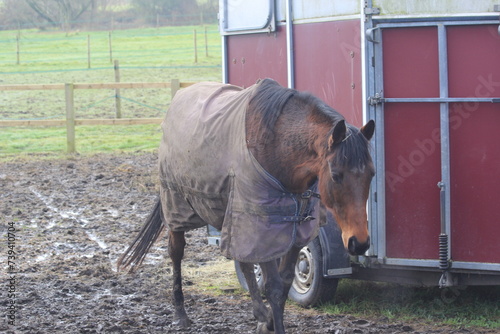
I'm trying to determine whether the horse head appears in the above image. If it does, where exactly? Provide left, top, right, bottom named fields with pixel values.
left=319, top=119, right=375, bottom=256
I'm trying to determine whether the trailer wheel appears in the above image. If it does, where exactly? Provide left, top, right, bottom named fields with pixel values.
left=234, top=238, right=338, bottom=307
left=288, top=238, right=338, bottom=307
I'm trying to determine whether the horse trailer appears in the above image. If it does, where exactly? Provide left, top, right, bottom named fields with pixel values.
left=207, top=0, right=500, bottom=306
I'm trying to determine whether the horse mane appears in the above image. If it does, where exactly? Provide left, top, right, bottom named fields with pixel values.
left=247, top=78, right=296, bottom=143
left=248, top=78, right=371, bottom=169
left=304, top=94, right=371, bottom=170
left=330, top=124, right=372, bottom=170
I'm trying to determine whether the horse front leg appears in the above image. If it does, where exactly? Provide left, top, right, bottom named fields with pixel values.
left=239, top=262, right=270, bottom=324
left=278, top=246, right=301, bottom=301
left=259, top=260, right=286, bottom=334
left=258, top=247, right=301, bottom=334
left=168, top=230, right=192, bottom=327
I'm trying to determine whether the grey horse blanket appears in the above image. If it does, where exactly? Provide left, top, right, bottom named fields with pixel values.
left=159, top=81, right=320, bottom=263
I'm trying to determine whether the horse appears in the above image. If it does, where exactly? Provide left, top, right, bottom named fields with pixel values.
left=117, top=78, right=375, bottom=334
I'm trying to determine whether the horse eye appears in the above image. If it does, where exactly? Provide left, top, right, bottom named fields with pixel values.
left=332, top=172, right=343, bottom=183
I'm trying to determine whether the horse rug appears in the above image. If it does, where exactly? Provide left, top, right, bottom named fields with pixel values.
left=159, top=81, right=320, bottom=263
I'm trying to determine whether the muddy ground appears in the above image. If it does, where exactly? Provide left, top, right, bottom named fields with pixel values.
left=0, top=153, right=494, bottom=333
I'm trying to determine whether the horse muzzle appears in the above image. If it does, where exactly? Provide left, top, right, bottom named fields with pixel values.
left=347, top=235, right=370, bottom=256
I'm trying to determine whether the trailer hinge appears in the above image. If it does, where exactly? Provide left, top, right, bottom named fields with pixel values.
left=366, top=27, right=380, bottom=43
left=364, top=7, right=381, bottom=16
left=368, top=92, right=384, bottom=105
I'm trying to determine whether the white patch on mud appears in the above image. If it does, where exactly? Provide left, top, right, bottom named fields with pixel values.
left=35, top=253, right=50, bottom=262
left=29, top=186, right=109, bottom=252
left=86, top=231, right=107, bottom=249
left=29, top=186, right=62, bottom=217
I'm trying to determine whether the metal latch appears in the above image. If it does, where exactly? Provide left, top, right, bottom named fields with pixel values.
left=364, top=7, right=381, bottom=15
left=368, top=92, right=384, bottom=106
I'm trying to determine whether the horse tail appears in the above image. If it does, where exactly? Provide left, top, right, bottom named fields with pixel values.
left=117, top=197, right=165, bottom=273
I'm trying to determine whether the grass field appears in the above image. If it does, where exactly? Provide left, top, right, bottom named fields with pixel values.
left=0, top=25, right=222, bottom=159
left=0, top=25, right=221, bottom=159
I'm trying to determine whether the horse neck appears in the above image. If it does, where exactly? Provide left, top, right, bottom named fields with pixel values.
left=246, top=104, right=333, bottom=194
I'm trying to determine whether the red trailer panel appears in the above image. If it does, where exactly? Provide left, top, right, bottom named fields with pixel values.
left=226, top=20, right=363, bottom=127
left=226, top=26, right=287, bottom=88
left=294, top=20, right=363, bottom=126
left=382, top=27, right=440, bottom=98
left=382, top=27, right=442, bottom=260
left=382, top=24, right=500, bottom=264
left=447, top=24, right=500, bottom=264
left=384, top=102, right=442, bottom=260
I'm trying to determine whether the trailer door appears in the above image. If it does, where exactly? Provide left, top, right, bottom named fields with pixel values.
left=367, top=17, right=500, bottom=273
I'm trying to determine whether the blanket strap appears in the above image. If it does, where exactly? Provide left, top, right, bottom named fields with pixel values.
left=297, top=189, right=321, bottom=222
left=269, top=189, right=320, bottom=224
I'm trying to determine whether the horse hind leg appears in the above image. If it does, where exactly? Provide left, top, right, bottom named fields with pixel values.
left=168, top=230, right=192, bottom=327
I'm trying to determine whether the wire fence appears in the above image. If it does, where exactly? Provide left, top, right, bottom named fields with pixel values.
left=0, top=26, right=221, bottom=72
left=0, top=11, right=218, bottom=32
left=0, top=25, right=222, bottom=122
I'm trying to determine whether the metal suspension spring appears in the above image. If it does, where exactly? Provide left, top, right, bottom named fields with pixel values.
left=439, top=233, right=449, bottom=270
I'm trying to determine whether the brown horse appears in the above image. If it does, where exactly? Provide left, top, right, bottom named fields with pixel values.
left=118, top=79, right=375, bottom=333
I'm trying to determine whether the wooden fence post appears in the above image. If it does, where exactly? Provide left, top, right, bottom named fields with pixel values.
left=193, top=29, right=198, bottom=63
left=171, top=79, right=180, bottom=99
left=87, top=35, right=91, bottom=69
left=205, top=26, right=208, bottom=57
left=16, top=32, right=20, bottom=65
left=114, top=60, right=122, bottom=118
left=65, top=83, right=76, bottom=154
left=109, top=31, right=113, bottom=63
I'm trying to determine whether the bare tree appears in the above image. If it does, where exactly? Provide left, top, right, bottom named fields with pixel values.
left=132, top=0, right=198, bottom=25
left=24, top=0, right=95, bottom=30
left=0, top=0, right=38, bottom=30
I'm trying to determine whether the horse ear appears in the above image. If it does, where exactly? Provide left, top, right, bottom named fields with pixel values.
left=360, top=120, right=375, bottom=141
left=328, top=120, right=347, bottom=149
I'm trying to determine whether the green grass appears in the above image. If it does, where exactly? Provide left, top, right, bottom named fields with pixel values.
left=0, top=25, right=222, bottom=117
left=0, top=124, right=162, bottom=159
left=0, top=26, right=221, bottom=71
left=319, top=280, right=500, bottom=330
left=0, top=25, right=221, bottom=159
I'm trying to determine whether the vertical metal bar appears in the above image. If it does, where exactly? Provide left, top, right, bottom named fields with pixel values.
left=373, top=29, right=387, bottom=263
left=361, top=0, right=372, bottom=125
left=285, top=0, right=295, bottom=89
left=363, top=0, right=379, bottom=257
left=221, top=35, right=228, bottom=84
left=437, top=23, right=451, bottom=270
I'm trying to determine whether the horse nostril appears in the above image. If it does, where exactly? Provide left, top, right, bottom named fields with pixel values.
left=348, top=236, right=370, bottom=255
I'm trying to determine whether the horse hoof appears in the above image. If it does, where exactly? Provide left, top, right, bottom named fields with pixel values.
left=256, top=322, right=274, bottom=334
left=173, top=317, right=192, bottom=328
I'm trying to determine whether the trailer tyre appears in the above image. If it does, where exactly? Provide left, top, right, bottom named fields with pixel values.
left=288, top=238, right=338, bottom=307
left=234, top=238, right=338, bottom=307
